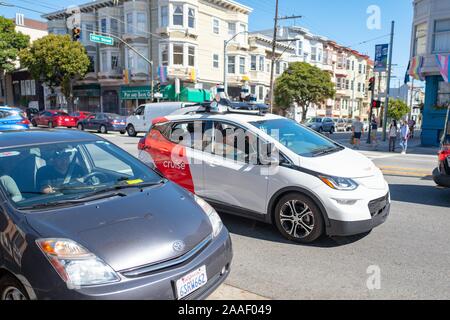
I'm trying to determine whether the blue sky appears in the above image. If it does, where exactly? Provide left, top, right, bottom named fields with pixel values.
left=0, top=0, right=414, bottom=86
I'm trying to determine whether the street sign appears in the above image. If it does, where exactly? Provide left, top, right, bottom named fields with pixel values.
left=89, top=33, right=114, bottom=46
left=120, top=86, right=152, bottom=100
left=374, top=44, right=389, bottom=72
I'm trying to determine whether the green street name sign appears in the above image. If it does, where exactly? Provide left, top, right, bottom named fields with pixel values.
left=89, top=33, right=114, bottom=46
left=120, top=86, right=152, bottom=100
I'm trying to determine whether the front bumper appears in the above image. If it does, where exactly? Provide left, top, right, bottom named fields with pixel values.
left=110, top=124, right=126, bottom=132
left=433, top=167, right=450, bottom=188
left=31, top=228, right=232, bottom=300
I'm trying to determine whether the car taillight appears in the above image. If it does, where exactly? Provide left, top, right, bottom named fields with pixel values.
left=138, top=137, right=146, bottom=151
left=19, top=118, right=30, bottom=125
left=438, top=148, right=450, bottom=162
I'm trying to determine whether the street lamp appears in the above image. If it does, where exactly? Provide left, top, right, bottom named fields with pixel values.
left=223, top=30, right=250, bottom=96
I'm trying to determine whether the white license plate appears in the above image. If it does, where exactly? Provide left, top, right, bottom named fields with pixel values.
left=64, top=118, right=69, bottom=121
left=176, top=265, right=207, bottom=299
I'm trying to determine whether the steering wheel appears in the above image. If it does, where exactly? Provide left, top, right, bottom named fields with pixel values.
left=81, top=172, right=110, bottom=185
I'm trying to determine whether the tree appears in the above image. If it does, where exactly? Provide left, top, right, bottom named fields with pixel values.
left=387, top=99, right=410, bottom=121
left=274, top=62, right=335, bottom=120
left=0, top=16, right=30, bottom=102
left=19, top=34, right=90, bottom=110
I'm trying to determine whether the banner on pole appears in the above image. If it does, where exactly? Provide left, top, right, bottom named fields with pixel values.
left=374, top=44, right=389, bottom=72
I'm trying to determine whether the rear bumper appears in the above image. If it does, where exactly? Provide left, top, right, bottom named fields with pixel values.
left=326, top=203, right=390, bottom=236
left=31, top=227, right=232, bottom=300
left=433, top=167, right=450, bottom=188
left=110, top=124, right=126, bottom=131
left=0, top=124, right=29, bottom=130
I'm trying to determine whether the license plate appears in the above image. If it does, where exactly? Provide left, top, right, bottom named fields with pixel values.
left=64, top=118, right=69, bottom=121
left=175, top=265, right=207, bottom=299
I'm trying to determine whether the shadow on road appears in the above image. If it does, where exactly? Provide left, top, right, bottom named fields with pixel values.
left=389, top=183, right=450, bottom=207
left=219, top=213, right=370, bottom=248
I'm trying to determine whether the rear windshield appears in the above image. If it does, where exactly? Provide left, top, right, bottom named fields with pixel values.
left=55, top=111, right=69, bottom=116
left=105, top=113, right=122, bottom=119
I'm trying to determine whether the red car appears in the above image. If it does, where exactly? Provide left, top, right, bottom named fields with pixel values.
left=31, top=110, right=77, bottom=128
left=70, top=111, right=91, bottom=122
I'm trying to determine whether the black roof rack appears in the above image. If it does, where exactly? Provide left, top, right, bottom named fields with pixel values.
left=187, top=100, right=269, bottom=116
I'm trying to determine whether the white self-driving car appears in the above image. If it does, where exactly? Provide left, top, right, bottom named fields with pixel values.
left=137, top=103, right=390, bottom=243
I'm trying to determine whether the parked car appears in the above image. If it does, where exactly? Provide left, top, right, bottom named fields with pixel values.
left=31, top=110, right=77, bottom=128
left=138, top=102, right=390, bottom=243
left=305, top=117, right=335, bottom=134
left=333, top=118, right=347, bottom=132
left=0, top=129, right=231, bottom=300
left=70, top=111, right=91, bottom=122
left=345, top=119, right=354, bottom=132
left=433, top=117, right=450, bottom=188
left=0, top=106, right=30, bottom=131
left=77, top=113, right=126, bottom=134
left=126, top=102, right=196, bottom=137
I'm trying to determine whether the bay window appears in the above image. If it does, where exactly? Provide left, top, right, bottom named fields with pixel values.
left=258, top=86, right=264, bottom=101
left=173, top=44, right=184, bottom=65
left=276, top=61, right=280, bottom=74
left=228, top=22, right=236, bottom=37
left=160, top=5, right=168, bottom=27
left=228, top=56, right=236, bottom=74
left=161, top=43, right=169, bottom=66
left=239, top=57, right=246, bottom=74
left=87, top=55, right=95, bottom=73
left=173, top=4, right=184, bottom=26
left=296, top=40, right=303, bottom=56
left=126, top=13, right=133, bottom=33
left=414, top=23, right=427, bottom=55
left=101, top=18, right=107, bottom=33
left=188, top=7, right=195, bottom=29
left=250, top=55, right=257, bottom=71
left=110, top=19, right=118, bottom=34
left=433, top=19, right=450, bottom=53
left=111, top=53, right=119, bottom=71
left=188, top=46, right=195, bottom=67
left=101, top=52, right=107, bottom=72
left=311, top=47, right=317, bottom=61
left=137, top=47, right=149, bottom=70
left=136, top=13, right=147, bottom=35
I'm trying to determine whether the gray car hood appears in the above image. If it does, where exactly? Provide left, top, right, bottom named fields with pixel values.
left=25, top=182, right=212, bottom=271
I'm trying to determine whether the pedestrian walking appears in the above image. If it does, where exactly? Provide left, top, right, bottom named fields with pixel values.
left=370, top=116, right=378, bottom=147
left=400, top=120, right=410, bottom=155
left=408, top=118, right=416, bottom=139
left=351, top=116, right=364, bottom=150
left=388, top=120, right=398, bottom=152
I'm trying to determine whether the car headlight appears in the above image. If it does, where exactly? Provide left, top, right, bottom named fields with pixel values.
left=36, top=239, right=119, bottom=288
left=194, top=195, right=223, bottom=238
left=319, top=175, right=358, bottom=191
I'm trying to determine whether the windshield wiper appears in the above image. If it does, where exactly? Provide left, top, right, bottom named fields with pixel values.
left=311, top=146, right=342, bottom=157
left=20, top=191, right=127, bottom=210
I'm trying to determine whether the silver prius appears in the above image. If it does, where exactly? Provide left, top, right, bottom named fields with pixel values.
left=0, top=130, right=231, bottom=300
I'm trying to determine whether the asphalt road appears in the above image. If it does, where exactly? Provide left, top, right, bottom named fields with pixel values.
left=97, top=130, right=450, bottom=300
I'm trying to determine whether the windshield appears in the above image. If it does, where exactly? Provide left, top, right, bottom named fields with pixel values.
left=250, top=118, right=343, bottom=157
left=0, top=140, right=163, bottom=210
left=307, top=118, right=322, bottom=123
left=55, top=112, right=69, bottom=116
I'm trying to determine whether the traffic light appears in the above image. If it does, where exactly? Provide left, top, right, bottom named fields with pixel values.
left=368, top=77, right=375, bottom=92
left=372, top=100, right=381, bottom=109
left=72, top=27, right=81, bottom=41
left=155, top=82, right=161, bottom=93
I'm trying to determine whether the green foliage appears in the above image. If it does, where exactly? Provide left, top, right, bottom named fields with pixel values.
left=387, top=99, right=410, bottom=120
left=0, top=16, right=30, bottom=72
left=19, top=34, right=90, bottom=103
left=274, top=62, right=335, bottom=119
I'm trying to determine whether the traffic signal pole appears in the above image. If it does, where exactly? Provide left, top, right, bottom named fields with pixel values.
left=382, top=21, right=395, bottom=141
left=366, top=76, right=376, bottom=144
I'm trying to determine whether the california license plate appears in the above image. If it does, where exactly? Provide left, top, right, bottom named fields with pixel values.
left=176, top=265, right=207, bottom=299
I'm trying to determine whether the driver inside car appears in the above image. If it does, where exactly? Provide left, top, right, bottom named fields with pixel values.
left=36, top=147, right=86, bottom=194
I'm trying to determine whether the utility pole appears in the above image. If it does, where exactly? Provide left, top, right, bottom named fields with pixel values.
left=382, top=21, right=395, bottom=141
left=269, top=0, right=279, bottom=114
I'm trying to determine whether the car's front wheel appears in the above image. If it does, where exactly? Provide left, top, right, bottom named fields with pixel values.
left=31, top=120, right=37, bottom=127
left=99, top=125, right=107, bottom=134
left=274, top=193, right=324, bottom=243
left=48, top=121, right=54, bottom=128
left=127, top=124, right=137, bottom=137
left=0, top=275, right=28, bottom=300
left=77, top=123, right=84, bottom=131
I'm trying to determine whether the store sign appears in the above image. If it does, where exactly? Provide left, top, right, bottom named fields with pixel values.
left=374, top=44, right=389, bottom=72
left=120, top=86, right=152, bottom=100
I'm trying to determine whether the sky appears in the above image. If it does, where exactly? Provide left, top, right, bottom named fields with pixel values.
left=0, top=0, right=415, bottom=87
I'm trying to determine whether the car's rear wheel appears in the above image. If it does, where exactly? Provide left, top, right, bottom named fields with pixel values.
left=127, top=124, right=137, bottom=137
left=0, top=275, right=28, bottom=300
left=120, top=130, right=126, bottom=135
left=99, top=125, right=107, bottom=134
left=77, top=123, right=84, bottom=131
left=48, top=121, right=54, bottom=128
left=274, top=193, right=324, bottom=243
left=330, top=127, right=335, bottom=134
left=31, top=120, right=37, bottom=127
left=318, top=127, right=323, bottom=133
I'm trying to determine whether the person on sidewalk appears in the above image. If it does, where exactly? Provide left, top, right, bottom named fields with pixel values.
left=400, top=120, right=410, bottom=155
left=370, top=116, right=378, bottom=148
left=388, top=120, right=398, bottom=152
left=351, top=116, right=364, bottom=150
left=408, top=118, right=416, bottom=139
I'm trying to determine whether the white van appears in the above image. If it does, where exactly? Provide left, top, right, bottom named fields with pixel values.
left=126, top=102, right=195, bottom=137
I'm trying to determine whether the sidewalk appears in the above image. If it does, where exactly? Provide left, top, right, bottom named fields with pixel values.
left=334, top=133, right=438, bottom=156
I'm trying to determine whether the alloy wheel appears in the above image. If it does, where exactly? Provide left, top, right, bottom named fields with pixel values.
left=2, top=287, right=27, bottom=300
left=279, top=200, right=315, bottom=239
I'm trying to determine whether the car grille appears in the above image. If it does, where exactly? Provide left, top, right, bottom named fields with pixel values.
left=368, top=193, right=389, bottom=217
left=120, top=235, right=212, bottom=278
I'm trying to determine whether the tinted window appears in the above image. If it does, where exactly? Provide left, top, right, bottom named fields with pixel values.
left=250, top=118, right=342, bottom=157
left=135, top=106, right=145, bottom=116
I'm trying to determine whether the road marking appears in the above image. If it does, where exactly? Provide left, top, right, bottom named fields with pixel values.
left=378, top=166, right=432, bottom=178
